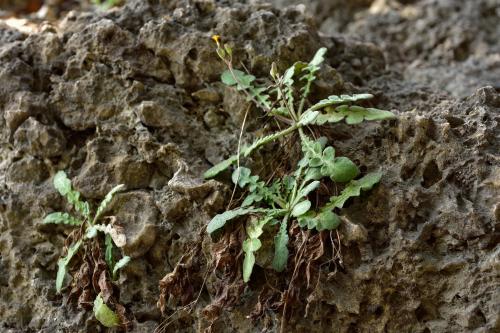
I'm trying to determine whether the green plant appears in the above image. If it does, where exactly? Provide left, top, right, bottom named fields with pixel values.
left=91, top=0, right=122, bottom=9
left=205, top=39, right=395, bottom=281
left=43, top=171, right=130, bottom=327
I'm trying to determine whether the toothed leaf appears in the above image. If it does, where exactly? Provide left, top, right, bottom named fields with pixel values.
left=43, top=212, right=82, bottom=226
left=328, top=172, right=382, bottom=209
left=272, top=219, right=289, bottom=272
left=56, top=240, right=82, bottom=293
left=112, top=256, right=131, bottom=280
left=94, top=184, right=125, bottom=223
left=204, top=155, right=238, bottom=179
left=207, top=207, right=268, bottom=234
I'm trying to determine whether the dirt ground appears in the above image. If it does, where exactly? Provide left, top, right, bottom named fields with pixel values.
left=0, top=0, right=498, bottom=332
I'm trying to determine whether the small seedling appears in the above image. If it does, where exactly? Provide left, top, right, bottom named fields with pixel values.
left=205, top=38, right=395, bottom=281
left=44, top=171, right=130, bottom=327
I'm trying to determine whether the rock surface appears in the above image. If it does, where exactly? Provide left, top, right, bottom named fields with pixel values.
left=0, top=0, right=498, bottom=332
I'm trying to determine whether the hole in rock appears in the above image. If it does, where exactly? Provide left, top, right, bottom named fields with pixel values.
left=422, top=160, right=442, bottom=188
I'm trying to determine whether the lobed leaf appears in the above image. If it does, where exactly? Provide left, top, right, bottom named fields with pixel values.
left=105, top=235, right=115, bottom=273
left=282, top=61, right=308, bottom=86
left=309, top=47, right=327, bottom=67
left=203, top=155, right=239, bottom=179
left=298, top=110, right=319, bottom=125
left=93, top=184, right=125, bottom=224
left=43, top=212, right=82, bottom=226
left=93, top=294, right=120, bottom=328
left=112, top=256, right=131, bottom=280
left=232, top=167, right=252, bottom=187
left=53, top=171, right=72, bottom=196
left=298, top=209, right=341, bottom=231
left=313, top=105, right=396, bottom=125
left=207, top=207, right=268, bottom=234
left=309, top=94, right=374, bottom=111
left=327, top=172, right=382, bottom=209
left=221, top=69, right=255, bottom=88
left=56, top=240, right=82, bottom=293
left=52, top=170, right=91, bottom=221
left=85, top=224, right=126, bottom=247
left=272, top=219, right=289, bottom=272
left=297, top=180, right=320, bottom=200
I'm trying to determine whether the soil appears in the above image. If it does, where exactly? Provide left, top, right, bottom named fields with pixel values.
left=0, top=0, right=498, bottom=332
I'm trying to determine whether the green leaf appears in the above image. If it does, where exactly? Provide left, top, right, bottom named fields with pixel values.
left=56, top=240, right=82, bottom=293
left=53, top=171, right=72, bottom=196
left=232, top=167, right=252, bottom=187
left=204, top=155, right=238, bottom=179
left=313, top=112, right=345, bottom=125
left=207, top=207, right=267, bottom=234
left=93, top=294, right=120, bottom=328
left=272, top=219, right=289, bottom=272
left=283, top=175, right=296, bottom=193
left=246, top=216, right=274, bottom=239
left=362, top=108, right=397, bottom=121
left=301, top=136, right=327, bottom=167
left=221, top=69, right=255, bottom=89
left=304, top=167, right=322, bottom=181
left=323, top=157, right=360, bottom=183
left=53, top=170, right=91, bottom=221
left=84, top=224, right=126, bottom=247
left=221, top=70, right=237, bottom=86
left=298, top=181, right=320, bottom=199
left=313, top=105, right=396, bottom=125
left=298, top=209, right=341, bottom=231
left=93, top=184, right=125, bottom=224
left=309, top=47, right=327, bottom=67
left=309, top=94, right=374, bottom=111
left=43, top=212, right=82, bottom=226
left=291, top=200, right=311, bottom=217
left=105, top=234, right=115, bottom=273
left=282, top=61, right=307, bottom=86
left=112, top=256, right=131, bottom=280
left=242, top=238, right=262, bottom=282
left=298, top=110, right=319, bottom=125
left=242, top=248, right=256, bottom=283
left=241, top=193, right=258, bottom=207
left=328, top=172, right=382, bottom=209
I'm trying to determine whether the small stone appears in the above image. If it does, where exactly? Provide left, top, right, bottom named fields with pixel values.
left=203, top=109, right=224, bottom=128
left=192, top=87, right=220, bottom=103
left=340, top=216, right=368, bottom=244
left=351, top=58, right=362, bottom=68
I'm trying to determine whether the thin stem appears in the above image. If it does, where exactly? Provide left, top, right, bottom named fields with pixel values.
left=227, top=104, right=251, bottom=210
left=297, top=74, right=315, bottom=116
left=276, top=84, right=298, bottom=122
left=227, top=62, right=271, bottom=113
left=244, top=122, right=300, bottom=157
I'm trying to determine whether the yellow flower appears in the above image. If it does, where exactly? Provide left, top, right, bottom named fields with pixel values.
left=211, top=34, right=221, bottom=46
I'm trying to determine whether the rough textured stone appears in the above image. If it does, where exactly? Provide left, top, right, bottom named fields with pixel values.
left=0, top=0, right=498, bottom=332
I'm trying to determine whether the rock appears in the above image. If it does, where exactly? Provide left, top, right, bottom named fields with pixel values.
left=13, top=118, right=66, bottom=157
left=0, top=0, right=498, bottom=331
left=6, top=156, right=49, bottom=185
left=108, top=191, right=159, bottom=258
left=137, top=100, right=187, bottom=128
left=192, top=87, right=220, bottom=103
left=203, top=108, right=225, bottom=128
